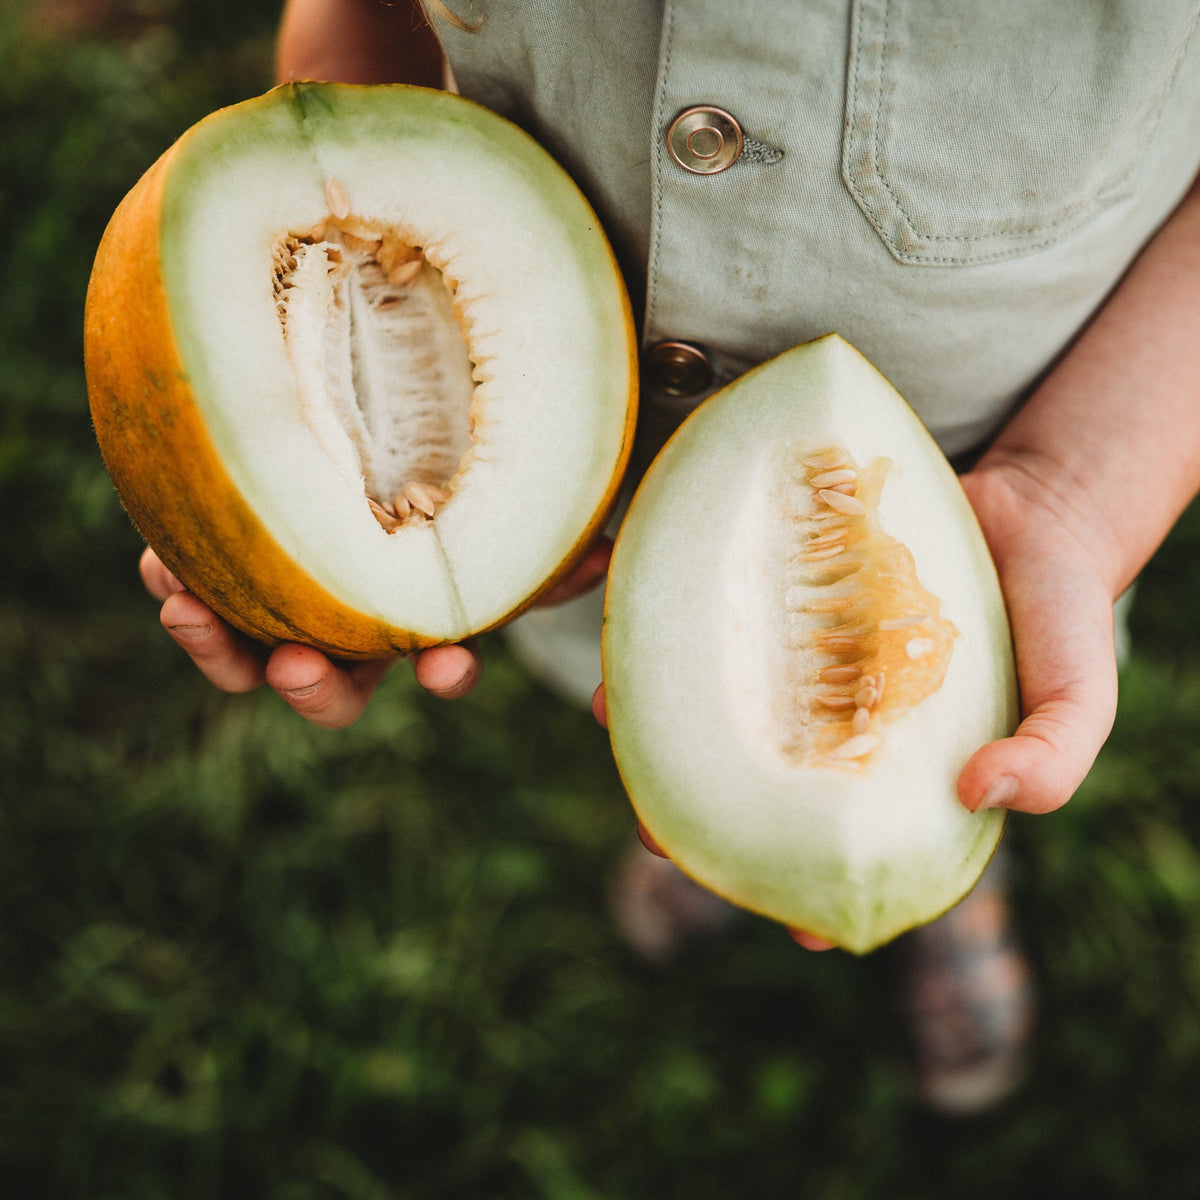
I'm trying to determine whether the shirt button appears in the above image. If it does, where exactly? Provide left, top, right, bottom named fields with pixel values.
left=667, top=106, right=744, bottom=174
left=645, top=341, right=714, bottom=396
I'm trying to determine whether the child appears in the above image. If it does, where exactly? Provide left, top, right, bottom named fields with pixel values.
left=141, top=0, right=1200, bottom=1110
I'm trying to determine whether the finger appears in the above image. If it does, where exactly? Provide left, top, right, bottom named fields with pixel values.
left=265, top=642, right=393, bottom=728
left=412, top=641, right=480, bottom=699
left=160, top=590, right=267, bottom=693
left=788, top=928, right=838, bottom=952
left=591, top=683, right=607, bottom=729
left=140, top=546, right=186, bottom=601
left=536, top=538, right=613, bottom=608
left=958, top=556, right=1118, bottom=816
left=636, top=820, right=668, bottom=858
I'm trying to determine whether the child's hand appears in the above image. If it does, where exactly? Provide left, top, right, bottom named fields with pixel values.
left=140, top=538, right=612, bottom=727
left=587, top=456, right=1122, bottom=803
left=955, top=460, right=1119, bottom=817
left=140, top=547, right=470, bottom=726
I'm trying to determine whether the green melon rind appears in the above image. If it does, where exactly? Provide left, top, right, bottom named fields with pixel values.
left=602, top=334, right=1017, bottom=954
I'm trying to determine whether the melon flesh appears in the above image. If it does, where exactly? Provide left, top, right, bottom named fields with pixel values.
left=85, top=83, right=637, bottom=657
left=602, top=336, right=1018, bottom=954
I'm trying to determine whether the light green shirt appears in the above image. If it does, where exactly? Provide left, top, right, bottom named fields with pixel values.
left=437, top=0, right=1200, bottom=702
left=441, top=0, right=1200, bottom=455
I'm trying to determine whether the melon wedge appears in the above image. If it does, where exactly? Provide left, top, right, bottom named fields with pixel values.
left=602, top=335, right=1018, bottom=953
left=85, top=83, right=637, bottom=658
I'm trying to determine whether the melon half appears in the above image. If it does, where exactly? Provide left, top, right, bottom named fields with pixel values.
left=85, top=83, right=637, bottom=658
left=602, top=336, right=1018, bottom=953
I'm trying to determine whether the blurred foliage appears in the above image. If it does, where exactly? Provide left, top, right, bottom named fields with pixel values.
left=3, top=2, right=1200, bottom=1197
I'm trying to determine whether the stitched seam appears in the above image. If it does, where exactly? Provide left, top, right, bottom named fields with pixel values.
left=871, top=0, right=1097, bottom=245
left=845, top=0, right=1200, bottom=262
left=844, top=0, right=891, bottom=245
left=644, top=0, right=675, bottom=343
left=846, top=0, right=864, bottom=195
left=881, top=222, right=1107, bottom=264
left=870, top=0, right=891, bottom=227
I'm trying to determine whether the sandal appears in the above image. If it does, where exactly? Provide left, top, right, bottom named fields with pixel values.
left=606, top=838, right=738, bottom=962
left=902, top=849, right=1036, bottom=1115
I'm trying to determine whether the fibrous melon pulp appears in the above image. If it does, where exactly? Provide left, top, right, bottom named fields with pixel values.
left=602, top=336, right=1018, bottom=953
left=85, top=83, right=637, bottom=658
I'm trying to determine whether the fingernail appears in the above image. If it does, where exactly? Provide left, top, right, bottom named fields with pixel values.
left=283, top=681, right=323, bottom=700
left=166, top=623, right=209, bottom=643
left=432, top=672, right=472, bottom=699
left=979, top=774, right=1019, bottom=810
left=636, top=821, right=668, bottom=858
left=788, top=928, right=837, bottom=951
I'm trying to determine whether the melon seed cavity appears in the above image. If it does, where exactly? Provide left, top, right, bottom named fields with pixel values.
left=769, top=444, right=957, bottom=769
left=272, top=179, right=477, bottom=534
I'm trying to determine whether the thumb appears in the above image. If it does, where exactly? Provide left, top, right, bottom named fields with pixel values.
left=958, top=551, right=1119, bottom=815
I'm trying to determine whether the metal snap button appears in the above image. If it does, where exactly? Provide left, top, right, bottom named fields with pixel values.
left=645, top=341, right=714, bottom=397
left=667, top=106, right=743, bottom=175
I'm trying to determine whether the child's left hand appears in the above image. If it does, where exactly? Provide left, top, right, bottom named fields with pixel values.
left=954, top=460, right=1120, bottom=817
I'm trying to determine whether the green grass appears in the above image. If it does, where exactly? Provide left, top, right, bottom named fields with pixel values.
left=4, top=4, right=1200, bottom=1197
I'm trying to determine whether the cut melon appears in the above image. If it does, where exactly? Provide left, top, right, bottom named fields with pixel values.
left=84, top=83, right=637, bottom=658
left=602, top=335, right=1018, bottom=953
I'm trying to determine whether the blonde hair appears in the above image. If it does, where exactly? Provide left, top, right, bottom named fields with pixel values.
left=417, top=0, right=481, bottom=33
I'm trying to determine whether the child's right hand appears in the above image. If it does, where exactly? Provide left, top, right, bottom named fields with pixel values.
left=140, top=538, right=613, bottom=728
left=141, top=546, right=470, bottom=726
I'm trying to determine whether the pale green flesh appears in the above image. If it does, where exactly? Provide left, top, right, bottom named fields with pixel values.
left=158, top=84, right=633, bottom=640
left=603, top=336, right=1017, bottom=954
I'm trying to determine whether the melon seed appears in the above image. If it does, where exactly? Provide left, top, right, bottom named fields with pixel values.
left=802, top=449, right=848, bottom=470
left=389, top=259, right=423, bottom=287
left=367, top=497, right=402, bottom=532
left=803, top=543, right=846, bottom=561
left=325, top=177, right=351, bottom=221
left=403, top=480, right=439, bottom=517
left=379, top=235, right=418, bottom=274
left=879, top=614, right=930, bottom=631
left=818, top=665, right=862, bottom=683
left=831, top=733, right=882, bottom=760
left=807, top=528, right=850, bottom=547
left=818, top=635, right=864, bottom=652
left=809, top=468, right=857, bottom=489
left=337, top=217, right=383, bottom=241
left=341, top=231, right=382, bottom=256
left=818, top=489, right=868, bottom=516
left=806, top=591, right=865, bottom=613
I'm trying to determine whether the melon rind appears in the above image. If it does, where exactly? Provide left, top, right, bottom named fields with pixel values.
left=84, top=83, right=637, bottom=657
left=602, top=335, right=1018, bottom=954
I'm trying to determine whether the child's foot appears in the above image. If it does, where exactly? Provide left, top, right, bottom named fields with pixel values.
left=606, top=839, right=738, bottom=962
left=901, top=853, right=1036, bottom=1115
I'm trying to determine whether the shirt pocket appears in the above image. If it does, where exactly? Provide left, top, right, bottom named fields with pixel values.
left=842, top=0, right=1200, bottom=266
